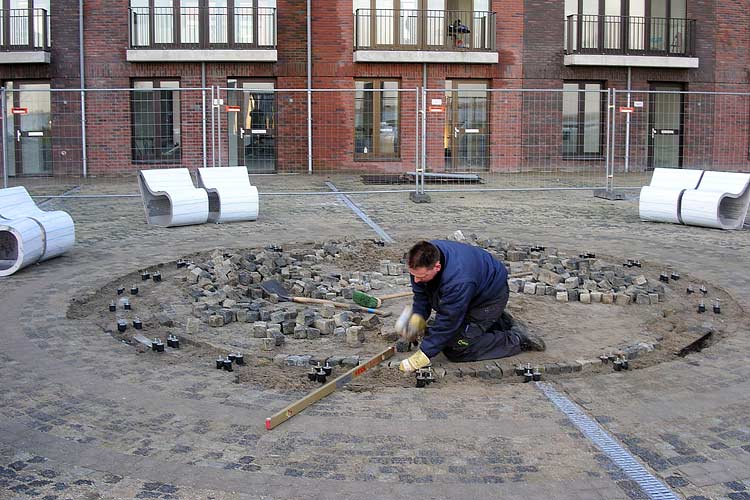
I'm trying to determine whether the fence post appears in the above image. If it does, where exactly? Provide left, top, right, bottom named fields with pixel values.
left=202, top=85, right=207, bottom=169
left=217, top=86, right=222, bottom=167
left=593, top=87, right=625, bottom=200
left=81, top=87, right=88, bottom=178
left=604, top=87, right=612, bottom=189
left=210, top=86, right=216, bottom=168
left=1, top=87, right=6, bottom=188
left=610, top=88, right=617, bottom=191
left=414, top=87, right=419, bottom=187
left=409, top=86, right=431, bottom=203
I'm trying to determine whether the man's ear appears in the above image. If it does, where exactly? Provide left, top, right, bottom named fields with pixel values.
left=433, top=262, right=442, bottom=273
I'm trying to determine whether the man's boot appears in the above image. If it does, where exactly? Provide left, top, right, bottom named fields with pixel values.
left=512, top=325, right=546, bottom=351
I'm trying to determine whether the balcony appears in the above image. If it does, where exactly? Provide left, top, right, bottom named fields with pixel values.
left=353, top=9, right=498, bottom=64
left=564, top=14, right=698, bottom=68
left=127, top=6, right=277, bottom=63
left=0, top=8, right=50, bottom=64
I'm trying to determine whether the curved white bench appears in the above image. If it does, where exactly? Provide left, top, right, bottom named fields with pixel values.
left=0, top=217, right=45, bottom=277
left=197, top=167, right=259, bottom=223
left=0, top=186, right=76, bottom=274
left=639, top=168, right=704, bottom=224
left=138, top=168, right=209, bottom=227
left=681, top=171, right=750, bottom=230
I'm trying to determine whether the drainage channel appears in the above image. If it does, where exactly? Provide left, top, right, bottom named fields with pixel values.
left=538, top=382, right=681, bottom=500
left=325, top=181, right=395, bottom=244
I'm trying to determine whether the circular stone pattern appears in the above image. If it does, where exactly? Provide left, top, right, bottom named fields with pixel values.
left=67, top=237, right=741, bottom=391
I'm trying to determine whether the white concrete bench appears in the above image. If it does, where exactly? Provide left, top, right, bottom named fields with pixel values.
left=138, top=168, right=209, bottom=227
left=0, top=186, right=76, bottom=276
left=0, top=218, right=45, bottom=277
left=639, top=168, right=704, bottom=224
left=197, top=167, right=259, bottom=223
left=680, top=171, right=750, bottom=230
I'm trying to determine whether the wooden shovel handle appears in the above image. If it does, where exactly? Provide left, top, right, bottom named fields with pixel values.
left=374, top=273, right=530, bottom=303
left=292, top=297, right=391, bottom=317
left=377, top=291, right=414, bottom=301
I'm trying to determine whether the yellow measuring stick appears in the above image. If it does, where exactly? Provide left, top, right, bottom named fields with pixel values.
left=265, top=346, right=396, bottom=430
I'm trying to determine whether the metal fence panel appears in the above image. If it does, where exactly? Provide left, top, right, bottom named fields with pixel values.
left=611, top=89, right=750, bottom=189
left=3, top=85, right=749, bottom=197
left=1, top=87, right=212, bottom=194
left=421, top=88, right=610, bottom=191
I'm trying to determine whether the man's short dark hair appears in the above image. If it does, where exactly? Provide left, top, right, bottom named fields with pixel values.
left=407, top=241, right=440, bottom=269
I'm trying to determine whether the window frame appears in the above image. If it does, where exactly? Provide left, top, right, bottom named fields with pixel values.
left=130, top=78, right=182, bottom=164
left=354, top=78, right=401, bottom=161
left=562, top=80, right=606, bottom=160
left=128, top=0, right=275, bottom=48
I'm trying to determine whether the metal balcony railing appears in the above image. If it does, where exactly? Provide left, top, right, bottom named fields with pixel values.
left=129, top=6, right=276, bottom=49
left=565, top=14, right=696, bottom=57
left=0, top=8, right=49, bottom=51
left=354, top=9, right=496, bottom=51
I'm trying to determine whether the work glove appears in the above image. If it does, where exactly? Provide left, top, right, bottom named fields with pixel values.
left=395, top=305, right=426, bottom=343
left=399, top=349, right=431, bottom=373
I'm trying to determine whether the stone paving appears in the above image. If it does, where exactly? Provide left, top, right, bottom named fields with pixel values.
left=1, top=176, right=749, bottom=500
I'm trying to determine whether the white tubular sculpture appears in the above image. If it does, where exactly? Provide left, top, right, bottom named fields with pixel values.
left=680, top=171, right=750, bottom=230
left=197, top=167, right=259, bottom=223
left=0, top=218, right=45, bottom=277
left=639, top=168, right=704, bottom=224
left=0, top=186, right=76, bottom=276
left=138, top=168, right=209, bottom=227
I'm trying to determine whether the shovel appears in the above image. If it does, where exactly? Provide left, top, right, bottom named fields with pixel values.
left=260, top=280, right=391, bottom=317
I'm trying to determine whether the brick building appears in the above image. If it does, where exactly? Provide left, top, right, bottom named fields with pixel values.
left=1, top=0, right=748, bottom=178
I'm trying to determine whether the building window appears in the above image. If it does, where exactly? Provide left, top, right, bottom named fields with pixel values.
left=354, top=0, right=491, bottom=50
left=131, top=80, right=181, bottom=163
left=355, top=79, right=400, bottom=160
left=565, top=0, right=688, bottom=53
left=562, top=82, right=604, bottom=158
left=129, top=0, right=275, bottom=48
left=1, top=0, right=50, bottom=48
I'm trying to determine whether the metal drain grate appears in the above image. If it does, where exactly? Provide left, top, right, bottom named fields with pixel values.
left=538, top=382, right=681, bottom=500
left=325, top=182, right=395, bottom=243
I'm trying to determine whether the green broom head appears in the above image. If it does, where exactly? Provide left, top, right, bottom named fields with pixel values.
left=352, top=290, right=381, bottom=309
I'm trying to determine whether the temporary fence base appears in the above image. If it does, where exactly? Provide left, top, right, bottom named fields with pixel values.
left=409, top=191, right=432, bottom=203
left=593, top=188, right=627, bottom=200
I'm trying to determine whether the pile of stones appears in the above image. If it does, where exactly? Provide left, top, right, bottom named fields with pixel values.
left=177, top=242, right=408, bottom=347
left=507, top=252, right=662, bottom=306
left=448, top=232, right=664, bottom=306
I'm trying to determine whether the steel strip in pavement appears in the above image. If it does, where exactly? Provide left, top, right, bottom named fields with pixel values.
left=538, top=382, right=681, bottom=500
left=325, top=181, right=395, bottom=243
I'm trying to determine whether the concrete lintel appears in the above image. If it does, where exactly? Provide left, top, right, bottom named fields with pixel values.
left=126, top=49, right=277, bottom=63
left=0, top=51, right=50, bottom=64
left=354, top=50, right=498, bottom=64
left=564, top=53, right=699, bottom=68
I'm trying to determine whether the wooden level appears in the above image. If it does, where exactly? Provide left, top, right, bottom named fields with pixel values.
left=265, top=345, right=396, bottom=430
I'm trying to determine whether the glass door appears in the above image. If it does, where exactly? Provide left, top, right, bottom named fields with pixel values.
left=648, top=83, right=683, bottom=169
left=227, top=79, right=276, bottom=173
left=5, top=81, right=52, bottom=176
left=444, top=80, right=488, bottom=172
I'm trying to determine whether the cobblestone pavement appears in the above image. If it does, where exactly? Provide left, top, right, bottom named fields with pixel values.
left=1, top=177, right=749, bottom=500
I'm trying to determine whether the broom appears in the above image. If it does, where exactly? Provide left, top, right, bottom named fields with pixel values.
left=352, top=290, right=413, bottom=309
left=352, top=271, right=534, bottom=309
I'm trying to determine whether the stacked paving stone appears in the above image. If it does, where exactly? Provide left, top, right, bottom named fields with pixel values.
left=446, top=232, right=663, bottom=306
left=177, top=243, right=405, bottom=347
left=503, top=249, right=662, bottom=306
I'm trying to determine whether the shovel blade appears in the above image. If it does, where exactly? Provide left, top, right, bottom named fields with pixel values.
left=260, top=279, right=293, bottom=301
